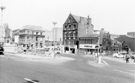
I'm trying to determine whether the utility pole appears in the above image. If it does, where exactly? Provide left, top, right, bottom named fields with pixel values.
left=97, top=28, right=104, bottom=64
left=0, top=6, right=6, bottom=44
left=52, top=22, right=57, bottom=58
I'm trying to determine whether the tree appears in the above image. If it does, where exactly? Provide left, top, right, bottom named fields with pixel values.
left=101, top=32, right=113, bottom=55
left=102, top=32, right=112, bottom=50
left=121, top=41, right=129, bottom=53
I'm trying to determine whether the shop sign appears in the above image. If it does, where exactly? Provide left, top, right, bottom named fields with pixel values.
left=70, top=45, right=77, bottom=49
left=79, top=44, right=96, bottom=49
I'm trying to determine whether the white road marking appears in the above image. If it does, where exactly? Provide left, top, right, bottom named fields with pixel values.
left=113, top=69, right=135, bottom=76
left=102, top=60, right=109, bottom=65
left=24, top=78, right=39, bottom=83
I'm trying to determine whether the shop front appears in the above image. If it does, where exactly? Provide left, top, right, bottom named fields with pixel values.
left=64, top=45, right=77, bottom=54
left=79, top=44, right=98, bottom=54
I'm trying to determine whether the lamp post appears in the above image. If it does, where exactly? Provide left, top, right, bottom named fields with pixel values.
left=0, top=6, right=6, bottom=44
left=52, top=22, right=57, bottom=58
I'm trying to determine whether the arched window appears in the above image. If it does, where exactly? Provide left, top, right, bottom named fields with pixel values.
left=64, top=25, right=67, bottom=30
left=69, top=25, right=71, bottom=30
left=74, top=24, right=76, bottom=29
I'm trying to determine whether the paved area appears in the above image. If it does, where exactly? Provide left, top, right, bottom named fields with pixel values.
left=0, top=53, right=134, bottom=83
left=4, top=53, right=75, bottom=64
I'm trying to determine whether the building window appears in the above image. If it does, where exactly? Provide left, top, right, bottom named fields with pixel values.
left=36, top=43, right=38, bottom=47
left=36, top=32, right=38, bottom=35
left=74, top=24, right=76, bottom=29
left=27, top=36, right=29, bottom=39
left=65, top=25, right=67, bottom=30
left=36, top=37, right=38, bottom=41
left=69, top=25, right=71, bottom=30
left=27, top=31, right=30, bottom=34
left=40, top=43, right=42, bottom=48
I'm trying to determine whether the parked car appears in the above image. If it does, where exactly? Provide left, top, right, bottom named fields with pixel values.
left=130, top=52, right=135, bottom=59
left=113, top=53, right=125, bottom=58
left=0, top=46, right=4, bottom=55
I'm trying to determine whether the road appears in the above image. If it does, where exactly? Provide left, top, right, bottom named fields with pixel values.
left=0, top=53, right=134, bottom=83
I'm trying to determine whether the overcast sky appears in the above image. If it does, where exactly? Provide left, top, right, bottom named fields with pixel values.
left=1, top=0, right=135, bottom=35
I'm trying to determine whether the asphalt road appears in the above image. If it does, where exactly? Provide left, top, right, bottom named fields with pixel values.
left=0, top=54, right=134, bottom=83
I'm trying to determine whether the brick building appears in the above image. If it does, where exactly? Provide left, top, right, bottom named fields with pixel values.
left=63, top=14, right=94, bottom=53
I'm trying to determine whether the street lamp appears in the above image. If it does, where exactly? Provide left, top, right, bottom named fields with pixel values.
left=52, top=22, right=57, bottom=44
left=0, top=6, right=6, bottom=43
left=52, top=22, right=57, bottom=58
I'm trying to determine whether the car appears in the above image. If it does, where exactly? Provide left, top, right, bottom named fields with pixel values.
left=113, top=53, right=124, bottom=58
left=54, top=48, right=61, bottom=54
left=0, top=46, right=4, bottom=55
left=130, top=52, right=135, bottom=59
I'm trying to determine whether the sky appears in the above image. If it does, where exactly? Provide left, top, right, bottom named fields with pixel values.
left=0, top=0, right=135, bottom=35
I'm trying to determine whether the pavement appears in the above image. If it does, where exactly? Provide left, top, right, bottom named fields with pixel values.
left=84, top=54, right=135, bottom=64
left=0, top=53, right=134, bottom=83
left=4, top=52, right=75, bottom=64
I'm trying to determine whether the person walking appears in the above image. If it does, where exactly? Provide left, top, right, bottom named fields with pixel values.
left=125, top=53, right=130, bottom=63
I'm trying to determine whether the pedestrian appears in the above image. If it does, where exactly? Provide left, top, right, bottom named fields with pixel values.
left=125, top=54, right=129, bottom=63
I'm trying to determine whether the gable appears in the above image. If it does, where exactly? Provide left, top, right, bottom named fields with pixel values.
left=64, top=14, right=78, bottom=24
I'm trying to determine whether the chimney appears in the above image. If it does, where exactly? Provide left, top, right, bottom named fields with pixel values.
left=87, top=16, right=91, bottom=25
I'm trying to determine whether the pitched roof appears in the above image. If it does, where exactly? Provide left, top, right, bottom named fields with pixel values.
left=71, top=14, right=81, bottom=23
left=71, top=14, right=91, bottom=24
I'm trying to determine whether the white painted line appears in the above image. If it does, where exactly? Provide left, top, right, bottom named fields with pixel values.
left=102, top=60, right=108, bottom=65
left=113, top=69, right=135, bottom=76
left=24, top=78, right=39, bottom=83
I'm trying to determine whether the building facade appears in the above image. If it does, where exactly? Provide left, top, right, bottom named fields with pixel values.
left=79, top=34, right=99, bottom=54
left=52, top=27, right=63, bottom=45
left=12, top=25, right=45, bottom=48
left=52, top=27, right=63, bottom=42
left=63, top=14, right=94, bottom=53
left=44, top=30, right=53, bottom=41
left=115, top=35, right=135, bottom=52
left=0, top=26, right=4, bottom=45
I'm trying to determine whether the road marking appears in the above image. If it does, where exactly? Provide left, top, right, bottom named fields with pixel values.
left=24, top=78, right=39, bottom=83
left=102, top=60, right=108, bottom=65
left=113, top=69, right=135, bottom=76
